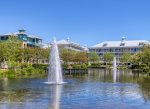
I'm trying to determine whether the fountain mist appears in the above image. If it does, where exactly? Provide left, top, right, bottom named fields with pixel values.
left=45, top=39, right=64, bottom=84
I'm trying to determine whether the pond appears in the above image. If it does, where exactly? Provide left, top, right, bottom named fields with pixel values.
left=0, top=69, right=150, bottom=109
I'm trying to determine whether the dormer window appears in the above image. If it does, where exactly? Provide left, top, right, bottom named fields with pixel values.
left=120, top=43, right=125, bottom=46
left=139, top=42, right=144, bottom=46
left=103, top=43, right=107, bottom=47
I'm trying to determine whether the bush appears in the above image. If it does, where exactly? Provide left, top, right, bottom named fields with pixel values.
left=72, top=64, right=81, bottom=69
left=132, top=64, right=147, bottom=69
left=81, top=63, right=88, bottom=69
left=5, top=70, right=16, bottom=78
left=90, top=63, right=101, bottom=67
left=62, top=64, right=69, bottom=69
left=20, top=63, right=28, bottom=69
left=72, top=64, right=88, bottom=69
left=32, top=64, right=48, bottom=70
left=0, top=64, right=46, bottom=78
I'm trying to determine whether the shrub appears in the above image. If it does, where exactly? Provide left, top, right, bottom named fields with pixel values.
left=72, top=64, right=88, bottom=69
left=32, top=64, right=48, bottom=70
left=62, top=64, right=69, bottom=69
left=5, top=70, right=16, bottom=78
left=90, top=63, right=101, bottom=67
left=81, top=63, right=88, bottom=69
left=72, top=64, right=81, bottom=69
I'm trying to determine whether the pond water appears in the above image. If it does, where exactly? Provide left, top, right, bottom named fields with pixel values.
left=0, top=69, right=150, bottom=109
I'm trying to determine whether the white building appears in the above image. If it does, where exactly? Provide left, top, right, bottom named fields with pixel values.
left=42, top=38, right=88, bottom=52
left=89, top=37, right=149, bottom=63
left=41, top=43, right=51, bottom=49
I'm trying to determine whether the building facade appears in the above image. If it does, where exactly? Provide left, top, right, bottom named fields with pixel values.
left=89, top=37, right=149, bottom=63
left=42, top=38, right=88, bottom=52
left=57, top=38, right=88, bottom=52
left=0, top=29, right=42, bottom=48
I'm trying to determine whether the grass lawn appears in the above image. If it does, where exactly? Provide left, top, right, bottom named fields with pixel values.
left=0, top=69, right=7, bottom=73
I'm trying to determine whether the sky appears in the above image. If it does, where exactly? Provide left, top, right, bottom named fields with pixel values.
left=0, top=0, right=150, bottom=46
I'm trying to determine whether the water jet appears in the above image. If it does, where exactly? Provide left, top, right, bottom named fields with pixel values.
left=44, top=38, right=65, bottom=84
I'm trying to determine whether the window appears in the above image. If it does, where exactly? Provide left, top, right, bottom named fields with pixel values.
left=110, top=48, right=114, bottom=52
left=1, top=36, right=5, bottom=40
left=139, top=42, right=144, bottom=46
left=120, top=43, right=125, bottom=46
left=103, top=43, right=107, bottom=47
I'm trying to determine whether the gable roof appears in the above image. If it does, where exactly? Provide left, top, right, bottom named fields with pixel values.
left=90, top=40, right=149, bottom=48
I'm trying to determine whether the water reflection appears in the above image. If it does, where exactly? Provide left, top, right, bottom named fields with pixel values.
left=49, top=85, right=62, bottom=109
left=88, top=69, right=150, bottom=102
left=137, top=77, right=150, bottom=102
left=113, top=69, right=117, bottom=83
left=0, top=69, right=150, bottom=109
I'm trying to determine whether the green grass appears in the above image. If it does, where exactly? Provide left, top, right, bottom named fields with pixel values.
left=0, top=68, right=47, bottom=78
left=0, top=69, right=7, bottom=73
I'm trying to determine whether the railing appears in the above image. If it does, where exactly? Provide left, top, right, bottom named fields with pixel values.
left=63, top=69, right=88, bottom=75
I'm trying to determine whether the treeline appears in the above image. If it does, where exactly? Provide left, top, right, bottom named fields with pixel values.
left=87, top=45, right=150, bottom=72
left=0, top=37, right=49, bottom=69
left=131, top=45, right=150, bottom=72
left=60, top=49, right=88, bottom=69
left=0, top=37, right=150, bottom=76
left=0, top=37, right=49, bottom=78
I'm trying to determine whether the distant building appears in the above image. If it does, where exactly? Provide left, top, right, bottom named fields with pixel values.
left=89, top=37, right=149, bottom=63
left=41, top=43, right=51, bottom=49
left=41, top=38, right=88, bottom=52
left=0, top=29, right=42, bottom=48
left=57, top=38, right=88, bottom=52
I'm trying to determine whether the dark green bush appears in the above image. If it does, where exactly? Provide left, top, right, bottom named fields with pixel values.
left=72, top=64, right=81, bottom=69
left=90, top=63, right=101, bottom=67
left=72, top=64, right=88, bottom=69
left=5, top=70, right=16, bottom=77
left=81, top=63, right=88, bottom=69
left=62, top=64, right=69, bottom=69
left=32, top=64, right=48, bottom=70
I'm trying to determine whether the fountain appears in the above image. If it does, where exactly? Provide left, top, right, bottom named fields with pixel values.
left=45, top=38, right=65, bottom=84
left=113, top=57, right=117, bottom=83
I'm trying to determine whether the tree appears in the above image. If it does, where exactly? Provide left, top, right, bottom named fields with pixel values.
left=140, top=45, right=150, bottom=67
left=23, top=47, right=35, bottom=64
left=0, top=43, right=6, bottom=62
left=131, top=51, right=143, bottom=64
left=131, top=45, right=150, bottom=71
left=88, top=52, right=99, bottom=63
left=3, top=36, right=22, bottom=62
left=103, top=53, right=114, bottom=63
left=120, top=53, right=132, bottom=65
left=103, top=53, right=114, bottom=67
left=0, top=36, right=23, bottom=69
left=42, top=48, right=50, bottom=59
left=60, top=49, right=76, bottom=63
left=74, top=52, right=88, bottom=63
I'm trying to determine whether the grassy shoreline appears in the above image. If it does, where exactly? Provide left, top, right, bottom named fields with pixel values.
left=0, top=64, right=48, bottom=78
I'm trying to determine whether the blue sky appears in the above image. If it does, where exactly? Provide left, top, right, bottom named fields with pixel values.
left=0, top=0, right=150, bottom=46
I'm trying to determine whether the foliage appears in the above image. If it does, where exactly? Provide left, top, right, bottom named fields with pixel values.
left=1, top=65, right=46, bottom=78
left=72, top=63, right=88, bottom=69
left=60, top=49, right=88, bottom=64
left=103, top=53, right=114, bottom=63
left=0, top=36, right=50, bottom=67
left=88, top=52, right=99, bottom=63
left=131, top=45, right=150, bottom=72
left=90, top=63, right=102, bottom=68
left=120, top=53, right=132, bottom=63
left=0, top=36, right=48, bottom=78
left=0, top=36, right=22, bottom=62
left=60, top=49, right=76, bottom=63
left=32, top=64, right=48, bottom=70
